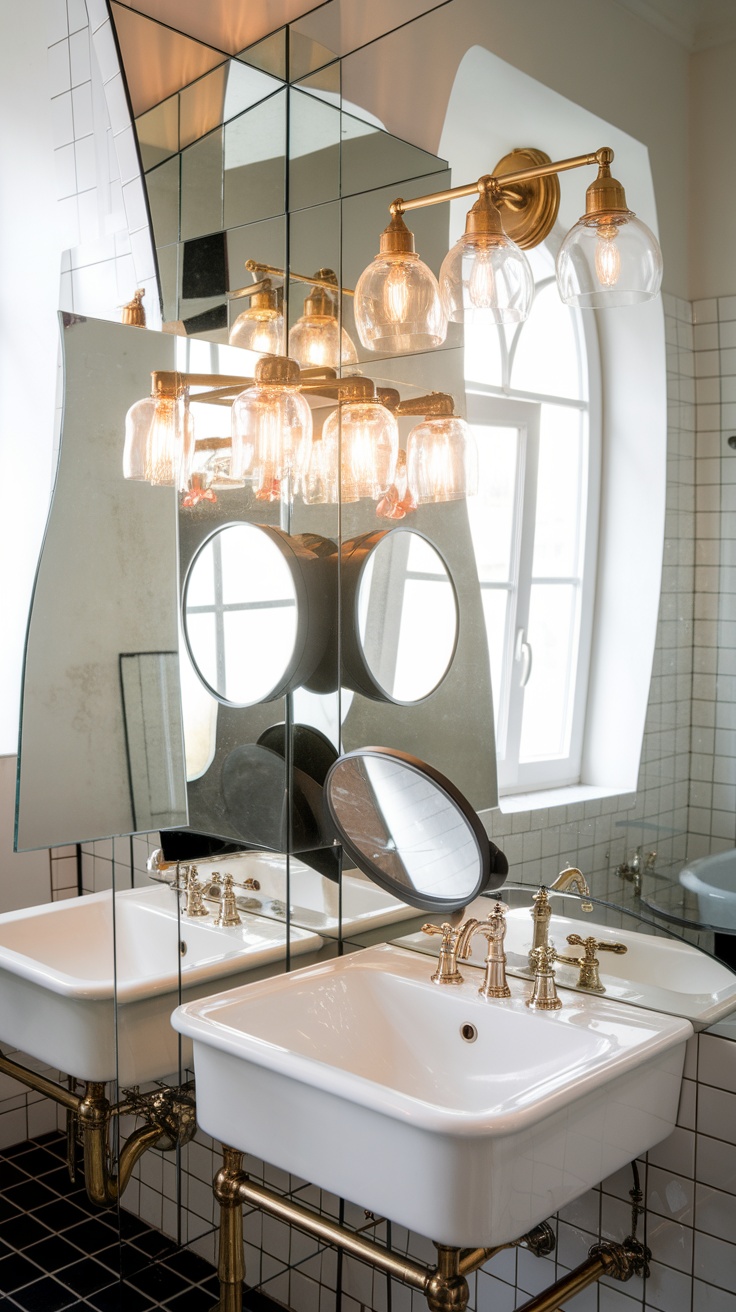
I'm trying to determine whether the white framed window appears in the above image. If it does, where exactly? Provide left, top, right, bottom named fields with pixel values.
left=464, top=252, right=601, bottom=795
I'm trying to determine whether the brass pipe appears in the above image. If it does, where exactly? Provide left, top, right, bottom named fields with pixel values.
left=457, top=1244, right=510, bottom=1276
left=513, top=1246, right=619, bottom=1312
left=79, top=1082, right=162, bottom=1208
left=0, top=1048, right=81, bottom=1113
left=214, top=1148, right=246, bottom=1312
left=392, top=147, right=607, bottom=215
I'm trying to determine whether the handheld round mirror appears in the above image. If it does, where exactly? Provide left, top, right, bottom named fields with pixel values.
left=182, top=523, right=329, bottom=708
left=341, top=529, right=459, bottom=704
left=324, top=746, right=508, bottom=912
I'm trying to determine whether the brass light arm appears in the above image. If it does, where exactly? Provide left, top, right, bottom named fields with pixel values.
left=392, top=392, right=455, bottom=418
left=245, top=259, right=355, bottom=296
left=390, top=147, right=611, bottom=217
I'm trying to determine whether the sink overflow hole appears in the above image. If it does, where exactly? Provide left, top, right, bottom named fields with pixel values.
left=460, top=1023, right=477, bottom=1043
left=180, top=941, right=187, bottom=957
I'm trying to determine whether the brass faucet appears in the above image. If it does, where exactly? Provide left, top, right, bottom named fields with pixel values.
left=421, top=922, right=464, bottom=984
left=456, top=903, right=512, bottom=999
left=549, top=866, right=594, bottom=910
left=213, top=874, right=242, bottom=928
left=528, top=870, right=593, bottom=969
left=527, top=944, right=562, bottom=1010
left=555, top=933, right=627, bottom=992
left=182, top=867, right=208, bottom=917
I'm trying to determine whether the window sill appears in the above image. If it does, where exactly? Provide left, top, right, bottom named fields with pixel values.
left=497, top=783, right=636, bottom=815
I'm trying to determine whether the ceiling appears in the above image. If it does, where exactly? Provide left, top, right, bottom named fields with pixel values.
left=611, top=0, right=736, bottom=50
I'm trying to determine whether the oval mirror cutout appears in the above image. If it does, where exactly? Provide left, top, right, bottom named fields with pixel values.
left=182, top=523, right=329, bottom=708
left=324, top=747, right=508, bottom=912
left=343, top=529, right=459, bottom=704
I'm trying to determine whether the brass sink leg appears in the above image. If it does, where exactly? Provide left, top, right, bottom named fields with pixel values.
left=426, top=1245, right=470, bottom=1311
left=214, top=1147, right=245, bottom=1312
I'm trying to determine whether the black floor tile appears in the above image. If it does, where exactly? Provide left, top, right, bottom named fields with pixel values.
left=41, top=1165, right=78, bottom=1194
left=3, top=1178, right=58, bottom=1213
left=64, top=1215, right=119, bottom=1254
left=11, top=1145, right=63, bottom=1178
left=129, top=1260, right=191, bottom=1301
left=57, top=1255, right=120, bottom=1297
left=162, top=1247, right=216, bottom=1284
left=33, top=1196, right=89, bottom=1233
left=116, top=1210, right=151, bottom=1240
left=0, top=1196, right=20, bottom=1225
left=0, top=1212, right=53, bottom=1250
left=87, top=1282, right=157, bottom=1311
left=163, top=1284, right=220, bottom=1310
left=0, top=1160, right=28, bottom=1191
left=25, top=1233, right=86, bottom=1274
left=10, top=1274, right=82, bottom=1311
left=132, top=1227, right=181, bottom=1260
left=0, top=1250, right=45, bottom=1293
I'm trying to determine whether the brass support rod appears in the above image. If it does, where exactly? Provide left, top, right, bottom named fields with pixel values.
left=0, top=1049, right=82, bottom=1113
left=392, top=148, right=606, bottom=215
left=457, top=1244, right=511, bottom=1276
left=233, top=1175, right=432, bottom=1292
left=245, top=260, right=355, bottom=297
left=214, top=1148, right=246, bottom=1312
left=513, top=1248, right=618, bottom=1312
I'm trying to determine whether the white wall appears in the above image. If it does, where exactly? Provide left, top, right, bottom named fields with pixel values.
left=690, top=38, right=736, bottom=300
left=0, top=1, right=65, bottom=754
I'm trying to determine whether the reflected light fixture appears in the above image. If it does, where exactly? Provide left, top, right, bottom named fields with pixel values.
left=123, top=372, right=194, bottom=491
left=406, top=402, right=479, bottom=505
left=228, top=277, right=285, bottom=355
left=354, top=147, right=663, bottom=353
left=288, top=270, right=359, bottom=370
left=304, top=377, right=398, bottom=504
left=231, top=355, right=313, bottom=502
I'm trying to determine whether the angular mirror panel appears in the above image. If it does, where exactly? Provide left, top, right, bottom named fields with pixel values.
left=223, top=90, right=287, bottom=229
left=289, top=87, right=340, bottom=211
left=147, top=154, right=180, bottom=249
left=295, top=62, right=341, bottom=99
left=227, top=214, right=288, bottom=342
left=16, top=317, right=185, bottom=850
left=287, top=28, right=338, bottom=83
left=180, top=59, right=284, bottom=152
left=341, top=115, right=451, bottom=198
left=111, top=2, right=228, bottom=118
left=136, top=93, right=180, bottom=172
left=236, top=27, right=287, bottom=81
left=180, top=126, right=224, bottom=241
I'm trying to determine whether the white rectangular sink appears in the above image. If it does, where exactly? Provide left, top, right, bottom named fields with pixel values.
left=173, top=944, right=691, bottom=1247
left=0, top=884, right=322, bottom=1085
left=185, top=851, right=419, bottom=936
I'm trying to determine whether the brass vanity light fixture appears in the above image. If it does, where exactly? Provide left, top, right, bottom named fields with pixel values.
left=228, top=259, right=359, bottom=368
left=354, top=146, right=663, bottom=351
left=121, top=287, right=146, bottom=327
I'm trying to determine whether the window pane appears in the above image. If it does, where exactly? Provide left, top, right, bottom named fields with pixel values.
left=511, top=282, right=586, bottom=400
left=221, top=527, right=295, bottom=604
left=393, top=579, right=458, bottom=702
left=467, top=425, right=518, bottom=582
left=519, top=583, right=577, bottom=761
left=531, top=406, right=585, bottom=578
left=222, top=607, right=297, bottom=703
left=463, top=322, right=503, bottom=389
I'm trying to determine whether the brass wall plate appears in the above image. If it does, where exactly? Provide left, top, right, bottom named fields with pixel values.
left=493, top=148, right=560, bottom=250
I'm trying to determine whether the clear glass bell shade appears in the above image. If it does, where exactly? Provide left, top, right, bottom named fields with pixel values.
left=406, top=416, right=478, bottom=504
left=123, top=393, right=194, bottom=491
left=308, top=400, right=399, bottom=503
left=228, top=306, right=285, bottom=354
left=288, top=314, right=359, bottom=369
left=439, top=232, right=534, bottom=325
left=354, top=251, right=447, bottom=354
left=230, top=384, right=313, bottom=500
left=556, top=213, right=663, bottom=308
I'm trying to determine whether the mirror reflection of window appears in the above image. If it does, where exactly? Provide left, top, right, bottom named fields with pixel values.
left=465, top=248, right=599, bottom=794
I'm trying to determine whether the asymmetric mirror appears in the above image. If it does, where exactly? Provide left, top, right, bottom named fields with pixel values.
left=325, top=746, right=508, bottom=912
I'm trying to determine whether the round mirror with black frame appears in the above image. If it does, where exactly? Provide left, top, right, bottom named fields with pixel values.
left=182, top=522, right=331, bottom=708
left=324, top=746, right=508, bottom=912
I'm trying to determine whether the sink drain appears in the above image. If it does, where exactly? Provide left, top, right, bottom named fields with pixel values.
left=460, top=1022, right=477, bottom=1043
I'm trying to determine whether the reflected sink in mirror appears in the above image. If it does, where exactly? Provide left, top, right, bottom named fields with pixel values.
left=173, top=943, right=691, bottom=1247
left=157, top=850, right=421, bottom=936
left=0, top=884, right=322, bottom=1085
left=678, top=850, right=736, bottom=933
left=398, top=886, right=736, bottom=1029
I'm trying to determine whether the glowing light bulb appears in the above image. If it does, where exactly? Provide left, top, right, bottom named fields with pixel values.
left=145, top=398, right=178, bottom=485
left=228, top=308, right=284, bottom=355
left=384, top=263, right=411, bottom=323
left=468, top=247, right=496, bottom=309
left=594, top=224, right=621, bottom=289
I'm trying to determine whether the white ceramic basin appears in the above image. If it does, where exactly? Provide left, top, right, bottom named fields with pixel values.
left=179, top=850, right=419, bottom=936
left=173, top=943, right=691, bottom=1247
left=0, top=884, right=322, bottom=1085
left=410, top=897, right=736, bottom=1030
left=679, top=850, right=736, bottom=932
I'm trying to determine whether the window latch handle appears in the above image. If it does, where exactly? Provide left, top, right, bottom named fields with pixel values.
left=515, top=628, right=533, bottom=688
